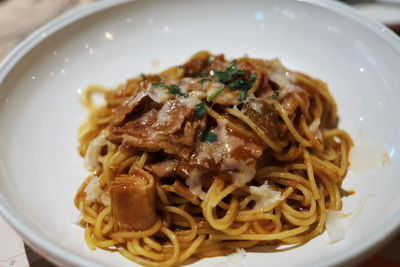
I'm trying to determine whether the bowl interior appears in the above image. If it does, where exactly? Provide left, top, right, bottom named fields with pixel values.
left=0, top=0, right=400, bottom=266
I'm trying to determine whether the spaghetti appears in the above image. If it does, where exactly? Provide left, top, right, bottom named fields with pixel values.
left=75, top=51, right=353, bottom=266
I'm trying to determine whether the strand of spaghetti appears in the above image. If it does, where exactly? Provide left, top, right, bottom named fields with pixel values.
left=300, top=116, right=323, bottom=151
left=274, top=102, right=311, bottom=147
left=310, top=155, right=341, bottom=182
left=91, top=236, right=119, bottom=248
left=281, top=197, right=316, bottom=219
left=94, top=206, right=111, bottom=240
left=201, top=179, right=237, bottom=228
left=101, top=217, right=113, bottom=235
left=221, top=222, right=250, bottom=235
left=304, top=149, right=320, bottom=200
left=293, top=92, right=310, bottom=120
left=110, top=220, right=162, bottom=239
left=322, top=129, right=354, bottom=146
left=311, top=93, right=323, bottom=124
left=143, top=237, right=162, bottom=252
left=313, top=147, right=337, bottom=161
left=204, top=196, right=238, bottom=230
left=273, top=145, right=303, bottom=161
left=226, top=107, right=283, bottom=152
left=236, top=212, right=282, bottom=232
left=163, top=206, right=198, bottom=242
left=339, top=141, right=349, bottom=177
left=237, top=187, right=293, bottom=217
left=209, top=225, right=309, bottom=241
left=120, top=226, right=180, bottom=267
left=275, top=180, right=312, bottom=206
left=256, top=170, right=311, bottom=188
left=156, top=182, right=170, bottom=206
left=210, top=183, right=237, bottom=207
left=135, top=152, right=149, bottom=169
left=84, top=205, right=98, bottom=218
left=132, top=239, right=164, bottom=260
left=282, top=208, right=318, bottom=226
left=282, top=187, right=327, bottom=244
left=177, top=234, right=206, bottom=264
left=317, top=173, right=341, bottom=210
left=82, top=215, right=96, bottom=225
left=84, top=226, right=96, bottom=250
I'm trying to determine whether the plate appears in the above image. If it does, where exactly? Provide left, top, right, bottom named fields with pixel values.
left=0, top=0, right=400, bottom=266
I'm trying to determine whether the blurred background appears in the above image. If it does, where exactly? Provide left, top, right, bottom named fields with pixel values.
left=0, top=0, right=399, bottom=266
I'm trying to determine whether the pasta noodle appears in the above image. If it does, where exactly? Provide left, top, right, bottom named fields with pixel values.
left=74, top=51, right=353, bottom=266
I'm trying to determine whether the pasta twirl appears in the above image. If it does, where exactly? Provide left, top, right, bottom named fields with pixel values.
left=75, top=51, right=353, bottom=266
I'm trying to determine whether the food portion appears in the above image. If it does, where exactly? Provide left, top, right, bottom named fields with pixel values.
left=75, top=51, right=353, bottom=266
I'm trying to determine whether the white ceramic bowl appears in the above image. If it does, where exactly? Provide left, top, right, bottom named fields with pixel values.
left=0, top=0, right=400, bottom=266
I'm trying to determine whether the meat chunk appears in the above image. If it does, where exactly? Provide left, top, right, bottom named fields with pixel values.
left=242, top=100, right=282, bottom=139
left=108, top=98, right=198, bottom=158
left=110, top=168, right=157, bottom=231
left=149, top=160, right=177, bottom=178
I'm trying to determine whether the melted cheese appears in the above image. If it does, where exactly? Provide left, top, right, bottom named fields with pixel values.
left=268, top=59, right=301, bottom=98
left=154, top=100, right=175, bottom=126
left=326, top=210, right=345, bottom=243
left=186, top=168, right=202, bottom=195
left=145, top=83, right=170, bottom=103
left=249, top=181, right=281, bottom=208
left=84, top=176, right=104, bottom=202
left=210, top=119, right=244, bottom=164
left=221, top=157, right=256, bottom=187
left=85, top=130, right=108, bottom=173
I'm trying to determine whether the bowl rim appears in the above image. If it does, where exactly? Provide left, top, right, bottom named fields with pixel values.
left=0, top=0, right=399, bottom=266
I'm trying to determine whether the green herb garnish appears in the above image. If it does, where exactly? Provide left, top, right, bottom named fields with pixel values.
left=212, top=60, right=255, bottom=92
left=169, top=84, right=188, bottom=98
left=207, top=85, right=225, bottom=102
left=178, top=65, right=185, bottom=69
left=271, top=91, right=279, bottom=99
left=200, top=77, right=211, bottom=83
left=199, top=129, right=217, bottom=142
left=207, top=57, right=214, bottom=64
left=238, top=91, right=248, bottom=102
left=141, top=73, right=147, bottom=81
left=151, top=82, right=167, bottom=87
left=195, top=103, right=207, bottom=117
left=213, top=70, right=231, bottom=83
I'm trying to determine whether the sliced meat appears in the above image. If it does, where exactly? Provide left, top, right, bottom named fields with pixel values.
left=110, top=168, right=157, bottom=231
left=108, top=97, right=198, bottom=158
left=181, top=118, right=264, bottom=188
left=149, top=160, right=178, bottom=178
left=242, top=100, right=282, bottom=139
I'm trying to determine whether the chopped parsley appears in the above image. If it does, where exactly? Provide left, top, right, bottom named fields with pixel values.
left=212, top=60, right=256, bottom=93
left=151, top=82, right=188, bottom=98
left=140, top=73, right=147, bottom=81
left=250, top=98, right=255, bottom=102
left=207, top=85, right=225, bottom=102
left=151, top=82, right=167, bottom=87
left=178, top=65, right=185, bottom=69
left=271, top=91, right=279, bottom=99
left=238, top=90, right=248, bottom=102
left=200, top=77, right=211, bottom=83
left=169, top=84, right=188, bottom=97
left=199, top=129, right=217, bottom=142
left=213, top=70, right=231, bottom=83
left=195, top=103, right=207, bottom=117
